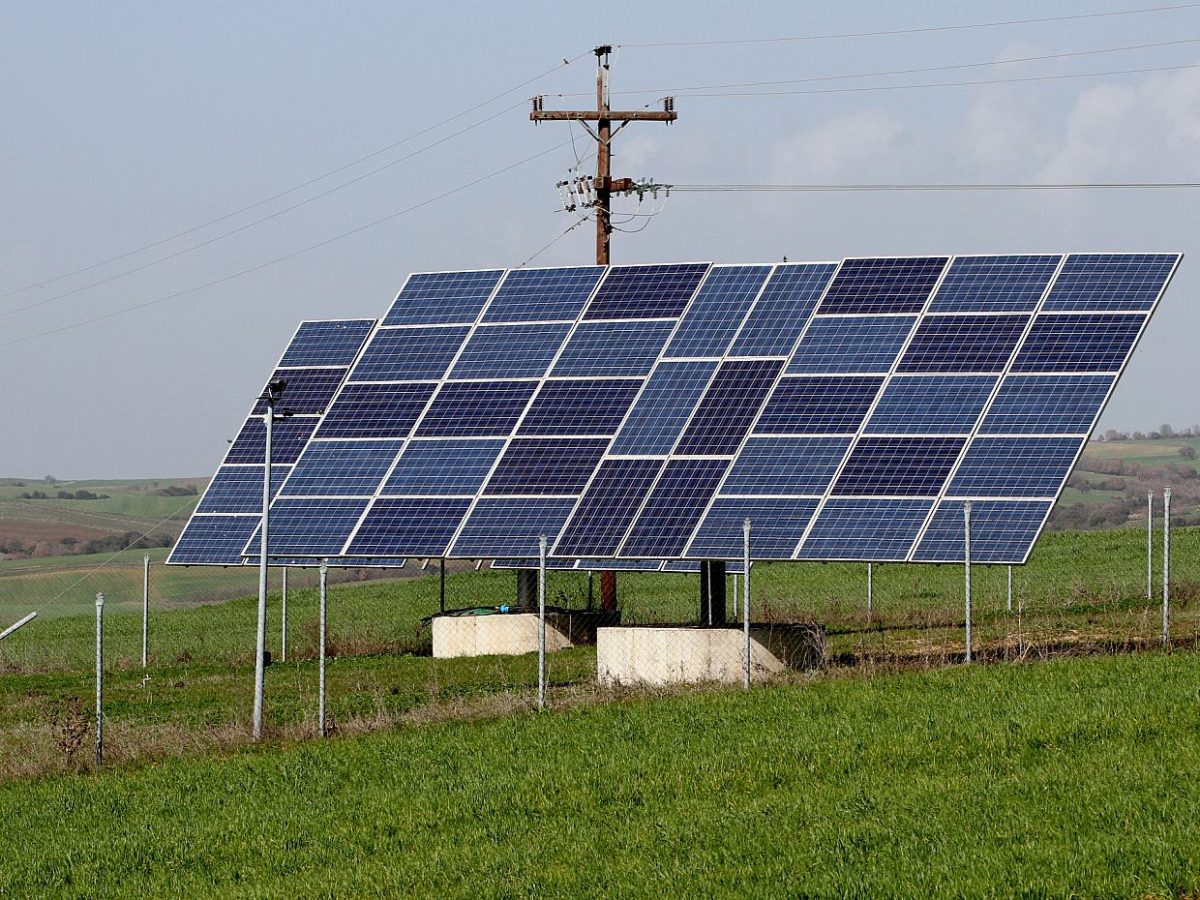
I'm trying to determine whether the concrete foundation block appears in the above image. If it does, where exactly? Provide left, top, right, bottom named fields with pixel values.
left=431, top=610, right=619, bottom=659
left=596, top=624, right=824, bottom=687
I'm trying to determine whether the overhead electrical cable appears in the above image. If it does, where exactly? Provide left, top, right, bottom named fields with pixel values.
left=0, top=51, right=590, bottom=303
left=667, top=182, right=1200, bottom=192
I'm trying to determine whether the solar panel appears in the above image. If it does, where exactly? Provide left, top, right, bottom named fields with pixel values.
left=169, top=319, right=404, bottom=568
left=236, top=253, right=1178, bottom=566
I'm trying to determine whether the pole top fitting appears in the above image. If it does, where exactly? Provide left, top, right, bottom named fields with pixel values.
left=96, top=592, right=105, bottom=607
left=594, top=45, right=612, bottom=58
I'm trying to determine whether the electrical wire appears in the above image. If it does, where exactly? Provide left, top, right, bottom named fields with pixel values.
left=0, top=140, right=573, bottom=349
left=618, top=2, right=1200, bottom=48
left=0, top=51, right=591, bottom=303
left=516, top=214, right=593, bottom=268
left=666, top=182, right=1200, bottom=192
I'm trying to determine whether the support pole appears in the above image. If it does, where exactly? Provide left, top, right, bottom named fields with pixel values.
left=538, top=534, right=547, bottom=710
left=699, top=560, right=727, bottom=626
left=1147, top=490, right=1154, bottom=601
left=253, top=398, right=274, bottom=742
left=318, top=561, right=328, bottom=737
left=743, top=518, right=751, bottom=690
left=867, top=562, right=874, bottom=623
left=964, top=502, right=973, bottom=664
left=1007, top=564, right=1013, bottom=614
left=1163, top=487, right=1171, bottom=648
left=95, top=592, right=104, bottom=769
left=280, top=566, right=288, bottom=663
left=439, top=558, right=446, bottom=614
left=141, top=553, right=149, bottom=668
left=0, top=611, right=37, bottom=643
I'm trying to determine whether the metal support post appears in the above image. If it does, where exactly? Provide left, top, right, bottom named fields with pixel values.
left=253, top=397, right=274, bottom=742
left=318, top=561, right=328, bottom=737
left=1147, top=490, right=1154, bottom=601
left=867, top=562, right=874, bottom=623
left=1163, top=487, right=1171, bottom=648
left=141, top=553, right=150, bottom=668
left=439, top=558, right=446, bottom=614
left=280, top=566, right=288, bottom=663
left=95, top=592, right=104, bottom=769
left=743, top=518, right=751, bottom=690
left=1007, top=564, right=1013, bottom=613
left=538, top=535, right=547, bottom=710
left=964, top=502, right=973, bottom=664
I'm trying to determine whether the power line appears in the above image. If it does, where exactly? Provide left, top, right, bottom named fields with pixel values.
left=667, top=182, right=1200, bottom=192
left=0, top=51, right=590, bottom=303
left=0, top=140, right=573, bottom=349
left=619, top=2, right=1200, bottom=48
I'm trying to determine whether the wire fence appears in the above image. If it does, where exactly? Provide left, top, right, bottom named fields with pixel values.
left=0, top=497, right=1196, bottom=780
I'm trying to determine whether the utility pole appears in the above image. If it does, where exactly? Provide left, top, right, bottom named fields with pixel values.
left=531, top=45, right=677, bottom=609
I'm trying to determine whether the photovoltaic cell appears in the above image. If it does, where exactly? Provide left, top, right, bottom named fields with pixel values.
left=383, top=270, right=502, bottom=326
left=947, top=437, right=1083, bottom=497
left=897, top=315, right=1028, bottom=373
left=518, top=379, right=642, bottom=436
left=788, top=316, right=915, bottom=374
left=452, top=497, right=579, bottom=557
left=584, top=263, right=709, bottom=320
left=484, top=438, right=609, bottom=495
left=317, top=383, right=435, bottom=439
left=928, top=255, right=1060, bottom=312
left=819, top=257, right=948, bottom=314
left=865, top=375, right=997, bottom=435
left=416, top=381, right=538, bottom=437
left=729, top=263, right=835, bottom=356
left=349, top=326, right=470, bottom=381
left=450, top=323, right=572, bottom=379
left=722, top=437, right=850, bottom=495
left=252, top=368, right=346, bottom=415
left=348, top=498, right=472, bottom=556
left=264, top=498, right=370, bottom=556
left=688, top=497, right=817, bottom=558
left=278, top=320, right=375, bottom=367
left=382, top=439, right=505, bottom=495
left=980, top=375, right=1114, bottom=435
left=799, top=498, right=933, bottom=560
left=621, top=458, right=730, bottom=556
left=554, top=459, right=665, bottom=557
left=609, top=361, right=717, bottom=455
left=755, top=376, right=883, bottom=435
left=482, top=266, right=604, bottom=323
left=1041, top=254, right=1177, bottom=312
left=227, top=418, right=317, bottom=465
left=666, top=265, right=772, bottom=358
left=1012, top=314, right=1145, bottom=372
left=834, top=437, right=965, bottom=496
left=553, top=320, right=676, bottom=377
left=913, top=499, right=1052, bottom=563
left=170, top=516, right=261, bottom=565
left=675, top=360, right=784, bottom=455
left=281, top=441, right=405, bottom=496
left=197, top=466, right=291, bottom=514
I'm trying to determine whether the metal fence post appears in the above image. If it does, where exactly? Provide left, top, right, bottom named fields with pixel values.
left=318, top=561, right=328, bottom=737
left=95, top=592, right=104, bottom=769
left=538, top=535, right=547, bottom=710
left=867, top=562, right=873, bottom=623
left=1147, top=490, right=1154, bottom=601
left=1006, top=565, right=1013, bottom=614
left=281, top=566, right=288, bottom=663
left=1163, top=487, right=1171, bottom=648
left=964, top=502, right=972, bottom=664
left=141, top=553, right=150, bottom=668
left=743, top=518, right=751, bottom=690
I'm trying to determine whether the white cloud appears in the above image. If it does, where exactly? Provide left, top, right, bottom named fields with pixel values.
left=770, top=109, right=904, bottom=181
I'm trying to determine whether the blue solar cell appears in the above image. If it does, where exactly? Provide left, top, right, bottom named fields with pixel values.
left=170, top=516, right=261, bottom=565
left=278, top=320, right=374, bottom=367
left=197, top=465, right=290, bottom=513
left=452, top=497, right=579, bottom=557
left=349, top=326, right=470, bottom=381
left=834, top=437, right=965, bottom=496
left=621, top=458, right=730, bottom=557
left=929, top=255, right=1060, bottom=312
left=518, top=379, right=642, bottom=436
left=1012, top=314, right=1145, bottom=372
left=819, top=257, right=948, bottom=314
left=552, top=320, right=677, bottom=377
left=579, top=558, right=666, bottom=571
left=755, top=376, right=883, bottom=435
left=913, top=499, right=1053, bottom=563
left=947, top=437, right=1082, bottom=497
left=348, top=497, right=471, bottom=556
left=382, top=438, right=505, bottom=495
left=263, top=498, right=370, bottom=556
left=660, top=560, right=747, bottom=574
left=482, top=266, right=605, bottom=323
left=227, top=418, right=317, bottom=465
left=689, top=497, right=818, bottom=558
left=450, top=323, right=572, bottom=379
left=554, top=459, right=665, bottom=557
left=723, top=436, right=851, bottom=495
left=484, top=438, right=608, bottom=495
left=317, top=383, right=435, bottom=439
left=1042, top=254, right=1177, bottom=312
left=280, top=440, right=405, bottom=496
left=798, top=498, right=933, bottom=560
left=665, top=265, right=772, bottom=357
left=383, top=270, right=503, bottom=326
left=676, top=360, right=784, bottom=455
left=897, top=315, right=1028, bottom=373
left=416, top=381, right=538, bottom=437
left=609, top=361, right=717, bottom=455
left=865, top=375, right=997, bottom=434
left=980, top=374, right=1114, bottom=434
left=252, top=368, right=346, bottom=415
left=584, top=263, right=709, bottom=320
left=788, top=315, right=915, bottom=374
left=729, top=263, right=836, bottom=356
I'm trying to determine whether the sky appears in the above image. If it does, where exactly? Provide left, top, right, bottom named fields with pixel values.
left=2, top=0, right=1199, bottom=478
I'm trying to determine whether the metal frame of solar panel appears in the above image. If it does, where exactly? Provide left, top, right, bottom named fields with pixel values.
left=168, top=318, right=406, bottom=568
left=247, top=254, right=1180, bottom=566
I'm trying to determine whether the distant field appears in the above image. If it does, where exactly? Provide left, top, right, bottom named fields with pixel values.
left=2, top=651, right=1197, bottom=897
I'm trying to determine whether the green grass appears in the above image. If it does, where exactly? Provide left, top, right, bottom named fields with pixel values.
left=2, top=651, right=1198, bottom=897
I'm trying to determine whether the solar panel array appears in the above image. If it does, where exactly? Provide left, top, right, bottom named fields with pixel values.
left=180, top=253, right=1175, bottom=567
left=169, top=319, right=406, bottom=568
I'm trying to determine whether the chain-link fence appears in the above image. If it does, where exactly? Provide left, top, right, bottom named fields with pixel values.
left=1, top=492, right=1196, bottom=781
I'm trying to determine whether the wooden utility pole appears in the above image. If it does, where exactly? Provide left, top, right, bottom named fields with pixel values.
left=531, top=45, right=676, bottom=265
left=531, top=45, right=677, bottom=610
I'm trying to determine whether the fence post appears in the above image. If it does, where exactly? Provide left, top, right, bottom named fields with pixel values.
left=1147, top=490, right=1154, bottom=601
left=142, top=553, right=150, bottom=669
left=280, top=567, right=288, bottom=663
left=1163, top=487, right=1171, bottom=648
left=318, top=561, right=328, bottom=737
left=867, top=562, right=873, bottom=623
left=1006, top=564, right=1013, bottom=614
left=538, top=534, right=547, bottom=710
left=95, top=592, right=104, bottom=769
left=964, top=502, right=972, bottom=664
left=743, top=518, right=751, bottom=690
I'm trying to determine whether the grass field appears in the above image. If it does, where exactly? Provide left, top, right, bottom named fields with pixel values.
left=2, top=651, right=1198, bottom=896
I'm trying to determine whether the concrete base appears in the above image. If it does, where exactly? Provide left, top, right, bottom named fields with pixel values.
left=431, top=610, right=619, bottom=659
left=596, top=624, right=824, bottom=687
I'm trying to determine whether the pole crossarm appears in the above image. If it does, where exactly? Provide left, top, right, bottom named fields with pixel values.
left=530, top=110, right=677, bottom=122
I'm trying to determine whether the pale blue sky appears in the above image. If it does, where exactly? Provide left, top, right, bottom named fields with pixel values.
left=2, top=1, right=1198, bottom=477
